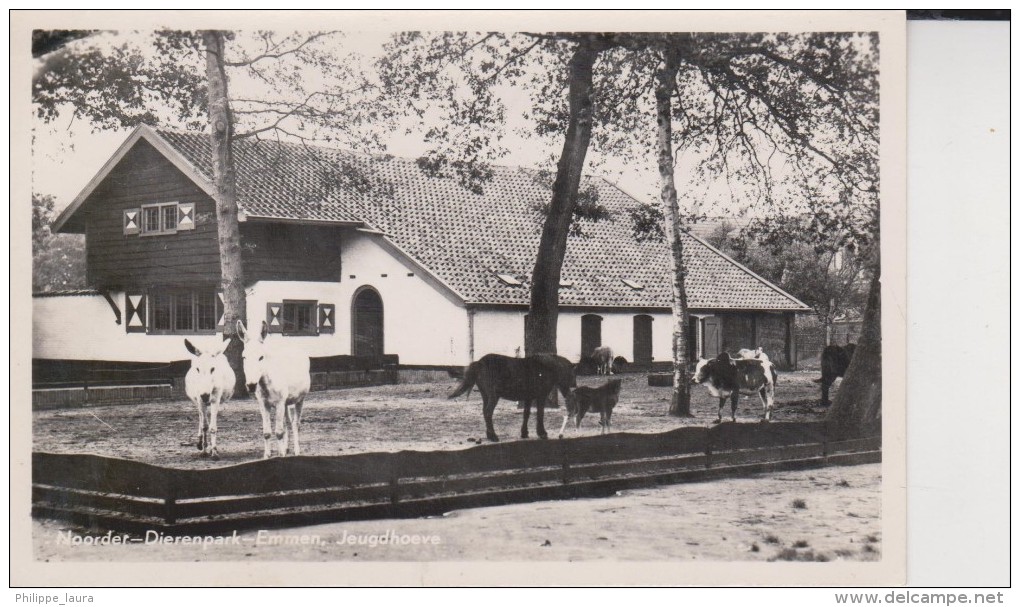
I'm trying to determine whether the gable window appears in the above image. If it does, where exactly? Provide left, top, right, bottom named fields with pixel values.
left=282, top=300, right=318, bottom=336
left=148, top=288, right=217, bottom=334
left=128, top=202, right=194, bottom=236
left=141, top=202, right=179, bottom=236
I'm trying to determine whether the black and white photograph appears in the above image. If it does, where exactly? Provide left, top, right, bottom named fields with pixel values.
left=13, top=10, right=910, bottom=587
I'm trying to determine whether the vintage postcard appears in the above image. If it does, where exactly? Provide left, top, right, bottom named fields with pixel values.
left=11, top=10, right=906, bottom=586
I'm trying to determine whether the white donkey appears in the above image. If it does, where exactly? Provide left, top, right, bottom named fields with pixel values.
left=184, top=337, right=235, bottom=460
left=237, top=320, right=311, bottom=459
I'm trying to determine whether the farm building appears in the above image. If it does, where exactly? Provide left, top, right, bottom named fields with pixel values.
left=34, top=125, right=809, bottom=385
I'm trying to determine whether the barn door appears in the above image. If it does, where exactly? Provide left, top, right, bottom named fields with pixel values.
left=633, top=315, right=653, bottom=364
left=352, top=288, right=384, bottom=358
left=702, top=316, right=722, bottom=359
left=581, top=314, right=602, bottom=358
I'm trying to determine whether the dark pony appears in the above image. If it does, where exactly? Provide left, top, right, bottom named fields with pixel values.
left=449, top=353, right=577, bottom=442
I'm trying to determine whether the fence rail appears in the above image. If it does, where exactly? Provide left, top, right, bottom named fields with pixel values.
left=32, top=422, right=880, bottom=535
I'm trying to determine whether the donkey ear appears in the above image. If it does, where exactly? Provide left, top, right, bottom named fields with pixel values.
left=260, top=320, right=269, bottom=340
left=236, top=320, right=247, bottom=340
left=184, top=339, right=201, bottom=357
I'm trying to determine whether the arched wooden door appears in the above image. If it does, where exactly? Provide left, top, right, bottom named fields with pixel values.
left=581, top=314, right=603, bottom=359
left=352, top=287, right=384, bottom=358
left=633, top=314, right=653, bottom=364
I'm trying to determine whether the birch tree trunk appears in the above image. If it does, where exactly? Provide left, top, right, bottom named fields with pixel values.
left=826, top=270, right=882, bottom=438
left=203, top=30, right=248, bottom=392
left=655, top=54, right=693, bottom=417
left=525, top=38, right=602, bottom=357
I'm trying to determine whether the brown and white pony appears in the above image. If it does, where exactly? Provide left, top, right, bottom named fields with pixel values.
left=237, top=320, right=311, bottom=459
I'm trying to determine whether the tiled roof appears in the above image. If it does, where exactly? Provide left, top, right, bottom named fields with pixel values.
left=154, top=129, right=808, bottom=311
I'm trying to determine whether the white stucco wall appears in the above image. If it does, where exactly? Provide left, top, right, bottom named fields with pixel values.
left=471, top=309, right=674, bottom=363
left=244, top=280, right=347, bottom=358
left=335, top=233, right=469, bottom=366
left=33, top=294, right=206, bottom=362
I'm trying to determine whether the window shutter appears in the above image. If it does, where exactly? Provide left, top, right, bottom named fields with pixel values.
left=215, top=290, right=225, bottom=331
left=266, top=302, right=284, bottom=333
left=318, top=303, right=335, bottom=334
left=125, top=293, right=147, bottom=333
left=123, top=209, right=140, bottom=235
left=177, top=202, right=195, bottom=230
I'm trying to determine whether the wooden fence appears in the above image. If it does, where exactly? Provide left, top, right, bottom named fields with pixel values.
left=32, top=422, right=880, bottom=536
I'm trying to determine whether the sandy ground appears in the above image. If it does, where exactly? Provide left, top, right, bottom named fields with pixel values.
left=33, top=370, right=839, bottom=468
left=33, top=462, right=880, bottom=562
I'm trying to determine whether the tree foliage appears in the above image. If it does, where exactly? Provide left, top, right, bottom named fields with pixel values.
left=32, top=193, right=86, bottom=292
left=705, top=220, right=871, bottom=327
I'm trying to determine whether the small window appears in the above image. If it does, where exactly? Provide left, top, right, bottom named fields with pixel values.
left=622, top=278, right=644, bottom=290
left=282, top=300, right=318, bottom=336
left=497, top=274, right=522, bottom=286
left=140, top=202, right=179, bottom=236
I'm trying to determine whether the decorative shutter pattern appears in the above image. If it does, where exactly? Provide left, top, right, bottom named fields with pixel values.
left=266, top=302, right=284, bottom=333
left=125, top=293, right=147, bottom=333
left=318, top=303, right=335, bottom=334
left=123, top=209, right=140, bottom=235
left=177, top=202, right=195, bottom=230
left=216, top=291, right=225, bottom=331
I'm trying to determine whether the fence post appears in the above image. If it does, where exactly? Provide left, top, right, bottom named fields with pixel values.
left=388, top=455, right=400, bottom=505
left=163, top=469, right=177, bottom=526
left=705, top=434, right=713, bottom=470
left=560, top=440, right=570, bottom=485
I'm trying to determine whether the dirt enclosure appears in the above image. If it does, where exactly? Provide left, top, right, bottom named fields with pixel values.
left=31, top=371, right=880, bottom=563
left=33, top=370, right=840, bottom=468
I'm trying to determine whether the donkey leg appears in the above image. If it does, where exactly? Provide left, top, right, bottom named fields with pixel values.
left=289, top=399, right=303, bottom=456
left=208, top=399, right=220, bottom=460
left=195, top=402, right=206, bottom=451
left=715, top=397, right=725, bottom=424
left=730, top=391, right=739, bottom=423
left=483, top=395, right=499, bottom=442
left=520, top=399, right=531, bottom=439
left=199, top=403, right=212, bottom=457
left=274, top=397, right=289, bottom=456
left=257, top=397, right=273, bottom=460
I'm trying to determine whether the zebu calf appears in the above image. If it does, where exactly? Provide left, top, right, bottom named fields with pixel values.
left=184, top=338, right=235, bottom=460
left=237, top=320, right=311, bottom=459
left=692, top=352, right=778, bottom=423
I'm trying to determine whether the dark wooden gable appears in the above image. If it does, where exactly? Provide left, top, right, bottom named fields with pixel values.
left=79, top=139, right=345, bottom=289
left=83, top=139, right=221, bottom=289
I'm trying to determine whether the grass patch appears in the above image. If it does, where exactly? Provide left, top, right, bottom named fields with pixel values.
left=764, top=534, right=781, bottom=545
left=769, top=548, right=830, bottom=562
left=837, top=479, right=851, bottom=487
left=792, top=498, right=808, bottom=509
left=792, top=540, right=810, bottom=548
left=750, top=543, right=760, bottom=553
left=865, top=534, right=879, bottom=543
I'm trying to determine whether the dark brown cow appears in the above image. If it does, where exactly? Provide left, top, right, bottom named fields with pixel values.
left=815, top=343, right=856, bottom=406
